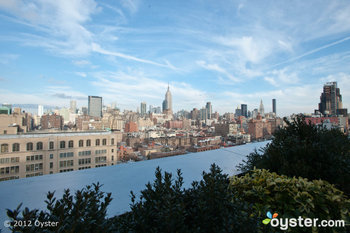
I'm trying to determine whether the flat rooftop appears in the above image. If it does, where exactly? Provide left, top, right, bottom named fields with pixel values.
left=0, top=130, right=113, bottom=139
left=0, top=141, right=269, bottom=232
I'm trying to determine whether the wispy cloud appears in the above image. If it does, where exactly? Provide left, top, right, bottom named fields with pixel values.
left=75, top=72, right=87, bottom=78
left=271, top=36, right=350, bottom=68
left=196, top=60, right=239, bottom=82
left=91, top=43, right=176, bottom=69
left=0, top=53, right=19, bottom=64
left=91, top=70, right=207, bottom=110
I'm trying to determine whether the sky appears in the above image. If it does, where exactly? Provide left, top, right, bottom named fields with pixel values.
left=0, top=0, right=350, bottom=116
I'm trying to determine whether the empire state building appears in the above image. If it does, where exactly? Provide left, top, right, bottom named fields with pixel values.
left=162, top=84, right=172, bottom=115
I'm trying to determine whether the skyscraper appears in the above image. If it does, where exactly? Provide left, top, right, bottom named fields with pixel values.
left=140, top=102, right=147, bottom=116
left=206, top=102, right=212, bottom=119
left=272, top=99, right=276, bottom=115
left=163, top=84, right=172, bottom=115
left=88, top=96, right=102, bottom=118
left=70, top=100, right=77, bottom=113
left=241, top=104, right=247, bottom=117
left=235, top=106, right=241, bottom=117
left=318, top=82, right=343, bottom=115
left=38, top=105, right=44, bottom=117
left=259, top=99, right=264, bottom=116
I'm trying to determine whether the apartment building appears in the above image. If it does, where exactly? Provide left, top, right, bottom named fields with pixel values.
left=0, top=131, right=122, bottom=181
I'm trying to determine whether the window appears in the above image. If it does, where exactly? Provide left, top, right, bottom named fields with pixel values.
left=0, top=157, right=19, bottom=164
left=79, top=140, right=84, bottom=147
left=49, top=141, right=54, bottom=150
left=95, top=149, right=107, bottom=155
left=36, top=142, right=43, bottom=150
left=1, top=144, right=9, bottom=153
left=68, top=140, right=74, bottom=148
left=3, top=130, right=7, bottom=134
left=12, top=143, right=20, bottom=152
left=112, top=155, right=114, bottom=161
left=79, top=158, right=91, bottom=165
left=0, top=166, right=19, bottom=174
left=102, top=139, right=107, bottom=145
left=95, top=156, right=107, bottom=163
left=111, top=149, right=114, bottom=153
left=111, top=138, right=115, bottom=145
left=60, top=141, right=65, bottom=149
left=78, top=151, right=91, bottom=156
left=50, top=162, right=53, bottom=169
left=26, top=163, right=43, bottom=172
left=50, top=154, right=54, bottom=159
left=86, top=139, right=91, bottom=147
left=59, top=152, right=74, bottom=158
left=95, top=139, right=100, bottom=146
left=27, top=143, right=33, bottom=151
left=26, top=155, right=43, bottom=161
left=59, top=160, right=74, bottom=168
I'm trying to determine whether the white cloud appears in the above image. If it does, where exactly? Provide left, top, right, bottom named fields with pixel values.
left=0, top=0, right=99, bottom=56
left=90, top=70, right=207, bottom=111
left=91, top=43, right=175, bottom=69
left=264, top=77, right=278, bottom=87
left=75, top=72, right=87, bottom=78
left=72, top=60, right=91, bottom=66
left=196, top=60, right=239, bottom=82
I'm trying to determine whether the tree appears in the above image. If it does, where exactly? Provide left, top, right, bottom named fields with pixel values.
left=7, top=183, right=113, bottom=233
left=238, top=115, right=350, bottom=195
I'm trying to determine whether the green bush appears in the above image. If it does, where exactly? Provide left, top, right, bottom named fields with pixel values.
left=112, top=164, right=257, bottom=233
left=7, top=165, right=257, bottom=233
left=230, top=169, right=350, bottom=232
left=238, top=115, right=350, bottom=195
left=7, top=183, right=113, bottom=233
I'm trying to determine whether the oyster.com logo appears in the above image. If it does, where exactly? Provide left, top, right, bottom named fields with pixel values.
left=262, top=211, right=278, bottom=225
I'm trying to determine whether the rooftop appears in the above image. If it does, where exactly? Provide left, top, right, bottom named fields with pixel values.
left=0, top=130, right=113, bottom=139
left=0, top=141, right=269, bottom=232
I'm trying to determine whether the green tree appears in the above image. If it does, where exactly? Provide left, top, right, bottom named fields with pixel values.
left=230, top=169, right=350, bottom=233
left=238, top=115, right=350, bottom=195
left=112, top=164, right=257, bottom=233
left=7, top=183, right=113, bottom=233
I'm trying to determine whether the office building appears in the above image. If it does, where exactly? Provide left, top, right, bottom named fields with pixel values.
left=272, top=99, right=276, bottom=115
left=38, top=105, right=44, bottom=117
left=70, top=100, right=77, bottom=113
left=235, top=106, right=241, bottom=117
left=206, top=102, right=212, bottom=119
left=88, top=96, right=102, bottom=118
left=318, top=82, right=347, bottom=116
left=241, top=104, right=247, bottom=117
left=259, top=99, right=265, bottom=116
left=140, top=102, right=147, bottom=116
left=0, top=131, right=122, bottom=181
left=163, top=84, right=172, bottom=115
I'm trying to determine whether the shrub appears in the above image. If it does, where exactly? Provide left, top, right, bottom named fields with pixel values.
left=112, top=164, right=257, bottom=233
left=7, top=183, right=113, bottom=233
left=230, top=169, right=350, bottom=232
left=238, top=115, right=350, bottom=195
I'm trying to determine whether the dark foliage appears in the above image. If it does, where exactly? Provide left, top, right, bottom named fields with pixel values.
left=112, top=164, right=257, bottom=233
left=6, top=183, right=113, bottom=233
left=238, top=115, right=350, bottom=195
left=7, top=165, right=257, bottom=233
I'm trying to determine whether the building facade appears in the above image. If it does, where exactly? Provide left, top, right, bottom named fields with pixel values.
left=241, top=104, right=247, bottom=118
left=88, top=96, right=103, bottom=118
left=0, top=131, right=122, bottom=181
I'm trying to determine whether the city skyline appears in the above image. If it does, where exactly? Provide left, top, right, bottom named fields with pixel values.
left=1, top=1, right=350, bottom=116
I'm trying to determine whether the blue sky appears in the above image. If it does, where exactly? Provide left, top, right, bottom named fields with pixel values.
left=0, top=0, right=350, bottom=116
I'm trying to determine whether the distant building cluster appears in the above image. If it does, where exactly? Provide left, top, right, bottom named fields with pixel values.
left=0, top=81, right=349, bottom=181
